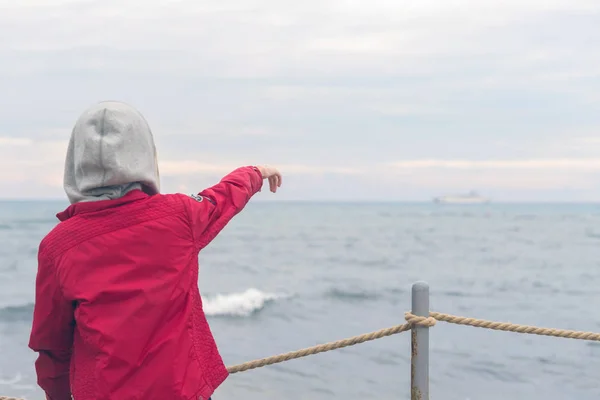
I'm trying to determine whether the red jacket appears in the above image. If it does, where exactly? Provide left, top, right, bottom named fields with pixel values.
left=29, top=166, right=263, bottom=400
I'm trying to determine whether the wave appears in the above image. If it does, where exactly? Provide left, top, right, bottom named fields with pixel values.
left=325, top=287, right=382, bottom=301
left=202, top=288, right=283, bottom=317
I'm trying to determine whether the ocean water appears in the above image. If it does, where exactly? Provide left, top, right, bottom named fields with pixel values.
left=1, top=200, right=600, bottom=400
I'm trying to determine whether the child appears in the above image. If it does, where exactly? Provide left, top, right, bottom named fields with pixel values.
left=28, top=101, right=282, bottom=400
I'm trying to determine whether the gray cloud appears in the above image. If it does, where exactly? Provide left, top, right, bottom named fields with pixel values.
left=1, top=0, right=600, bottom=200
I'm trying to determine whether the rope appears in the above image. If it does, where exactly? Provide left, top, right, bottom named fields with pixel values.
left=427, top=311, right=600, bottom=341
left=228, top=310, right=600, bottom=373
left=3, top=310, right=600, bottom=400
left=227, top=318, right=422, bottom=373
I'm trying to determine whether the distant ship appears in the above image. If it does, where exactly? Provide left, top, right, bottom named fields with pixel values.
left=433, top=191, right=490, bottom=204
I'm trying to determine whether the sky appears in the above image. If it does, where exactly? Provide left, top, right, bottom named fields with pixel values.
left=1, top=0, right=600, bottom=202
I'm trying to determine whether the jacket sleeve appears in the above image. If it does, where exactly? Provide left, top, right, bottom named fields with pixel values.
left=28, top=248, right=74, bottom=400
left=186, top=166, right=263, bottom=249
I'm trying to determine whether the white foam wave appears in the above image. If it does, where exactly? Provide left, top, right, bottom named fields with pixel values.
left=202, top=288, right=282, bottom=317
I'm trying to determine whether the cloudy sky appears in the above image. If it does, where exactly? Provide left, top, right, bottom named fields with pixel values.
left=1, top=0, right=599, bottom=202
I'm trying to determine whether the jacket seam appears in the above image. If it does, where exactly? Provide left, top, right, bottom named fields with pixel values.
left=184, top=251, right=214, bottom=397
left=177, top=194, right=218, bottom=394
left=46, top=210, right=185, bottom=263
left=176, top=194, right=198, bottom=250
left=178, top=194, right=218, bottom=253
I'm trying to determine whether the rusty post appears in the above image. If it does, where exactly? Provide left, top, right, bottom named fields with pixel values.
left=411, top=281, right=430, bottom=400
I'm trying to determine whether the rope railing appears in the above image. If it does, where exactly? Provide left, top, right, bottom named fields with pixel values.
left=3, top=281, right=599, bottom=400
left=227, top=318, right=419, bottom=374
left=226, top=310, right=600, bottom=374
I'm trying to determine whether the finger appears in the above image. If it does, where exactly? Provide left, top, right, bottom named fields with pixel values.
left=277, top=173, right=282, bottom=187
left=269, top=176, right=277, bottom=193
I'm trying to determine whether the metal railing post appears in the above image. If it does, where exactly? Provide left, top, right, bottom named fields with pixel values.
left=411, top=281, right=430, bottom=400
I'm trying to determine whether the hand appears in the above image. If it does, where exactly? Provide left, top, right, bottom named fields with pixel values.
left=256, top=165, right=282, bottom=193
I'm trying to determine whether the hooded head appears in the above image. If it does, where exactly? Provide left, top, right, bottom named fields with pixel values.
left=64, top=101, right=160, bottom=204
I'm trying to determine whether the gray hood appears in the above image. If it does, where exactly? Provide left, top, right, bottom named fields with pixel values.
left=64, top=101, right=160, bottom=204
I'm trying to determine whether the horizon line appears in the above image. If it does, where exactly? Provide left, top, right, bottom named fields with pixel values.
left=0, top=198, right=596, bottom=205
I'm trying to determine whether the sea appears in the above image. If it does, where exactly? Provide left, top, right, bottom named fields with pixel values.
left=1, top=200, right=600, bottom=400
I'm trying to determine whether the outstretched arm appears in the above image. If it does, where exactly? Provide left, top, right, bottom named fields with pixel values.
left=185, top=165, right=282, bottom=249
